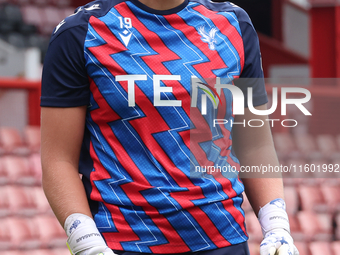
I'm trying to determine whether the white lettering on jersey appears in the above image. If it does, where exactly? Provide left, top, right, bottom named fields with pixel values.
left=115, top=75, right=182, bottom=107
left=153, top=75, right=182, bottom=107
left=116, top=75, right=147, bottom=107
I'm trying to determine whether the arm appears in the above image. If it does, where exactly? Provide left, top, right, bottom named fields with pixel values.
left=41, top=106, right=91, bottom=226
left=41, top=106, right=115, bottom=255
left=40, top=14, right=114, bottom=254
left=232, top=104, right=283, bottom=215
left=232, top=104, right=298, bottom=255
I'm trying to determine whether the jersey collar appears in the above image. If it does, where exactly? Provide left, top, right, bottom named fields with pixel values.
left=128, top=0, right=189, bottom=15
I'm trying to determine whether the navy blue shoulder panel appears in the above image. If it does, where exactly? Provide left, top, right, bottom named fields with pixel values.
left=189, top=0, right=250, bottom=21
left=51, top=0, right=125, bottom=40
left=189, top=0, right=252, bottom=26
left=41, top=0, right=125, bottom=107
left=41, top=23, right=90, bottom=107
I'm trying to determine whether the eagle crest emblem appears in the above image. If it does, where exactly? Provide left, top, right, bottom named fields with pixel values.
left=198, top=26, right=218, bottom=50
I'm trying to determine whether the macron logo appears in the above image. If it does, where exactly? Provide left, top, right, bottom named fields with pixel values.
left=229, top=3, right=240, bottom=8
left=119, top=30, right=132, bottom=47
left=54, top=4, right=100, bottom=34
left=54, top=20, right=66, bottom=34
left=85, top=4, right=101, bottom=11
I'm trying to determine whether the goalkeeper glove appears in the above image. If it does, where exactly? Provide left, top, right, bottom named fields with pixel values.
left=258, top=198, right=299, bottom=255
left=64, top=213, right=115, bottom=255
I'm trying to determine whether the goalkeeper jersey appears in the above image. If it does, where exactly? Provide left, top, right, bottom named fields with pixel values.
left=41, top=0, right=267, bottom=253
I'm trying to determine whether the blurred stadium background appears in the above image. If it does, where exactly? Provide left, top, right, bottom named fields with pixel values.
left=0, top=0, right=340, bottom=254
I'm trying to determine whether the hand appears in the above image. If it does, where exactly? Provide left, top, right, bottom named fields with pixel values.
left=258, top=199, right=299, bottom=255
left=260, top=229, right=299, bottom=255
left=76, top=245, right=116, bottom=255
left=64, top=213, right=114, bottom=255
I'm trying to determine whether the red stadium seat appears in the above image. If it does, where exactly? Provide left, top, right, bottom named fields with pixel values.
left=330, top=156, right=340, bottom=165
left=40, top=6, right=62, bottom=35
left=28, top=153, right=42, bottom=185
left=59, top=6, right=74, bottom=19
left=297, top=211, right=333, bottom=241
left=2, top=156, right=36, bottom=185
left=23, top=125, right=41, bottom=153
left=44, top=6, right=63, bottom=25
left=307, top=158, right=334, bottom=185
left=31, top=186, right=53, bottom=215
left=294, top=133, right=321, bottom=159
left=3, top=217, right=41, bottom=250
left=22, top=249, right=55, bottom=255
left=0, top=218, right=11, bottom=251
left=273, top=132, right=299, bottom=160
left=294, top=241, right=309, bottom=255
left=33, top=215, right=67, bottom=248
left=309, top=241, right=333, bottom=255
left=284, top=186, right=299, bottom=215
left=0, top=127, right=30, bottom=155
left=317, top=213, right=333, bottom=236
left=50, top=248, right=72, bottom=255
left=15, top=0, right=31, bottom=5
left=0, top=127, right=22, bottom=149
left=335, top=213, right=340, bottom=240
left=21, top=6, right=43, bottom=26
left=285, top=158, right=312, bottom=185
left=31, top=0, right=51, bottom=6
left=331, top=241, right=340, bottom=255
left=21, top=6, right=45, bottom=34
left=298, top=185, right=327, bottom=213
left=3, top=185, right=37, bottom=216
left=0, top=186, right=10, bottom=217
left=55, top=8, right=66, bottom=22
left=328, top=157, right=340, bottom=184
left=320, top=185, right=340, bottom=213
left=0, top=144, right=4, bottom=155
left=0, top=251, right=26, bottom=255
left=316, top=134, right=340, bottom=159
left=51, top=0, right=71, bottom=8
left=335, top=134, right=340, bottom=151
left=0, top=156, right=8, bottom=185
left=288, top=214, right=305, bottom=242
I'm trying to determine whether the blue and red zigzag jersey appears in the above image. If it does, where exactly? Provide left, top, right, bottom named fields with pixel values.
left=41, top=0, right=267, bottom=253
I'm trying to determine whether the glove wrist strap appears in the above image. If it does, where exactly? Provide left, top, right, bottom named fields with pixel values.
left=64, top=213, right=107, bottom=255
left=258, top=198, right=290, bottom=237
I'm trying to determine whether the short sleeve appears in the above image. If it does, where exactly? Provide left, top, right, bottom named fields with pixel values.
left=40, top=24, right=90, bottom=107
left=233, top=8, right=268, bottom=107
